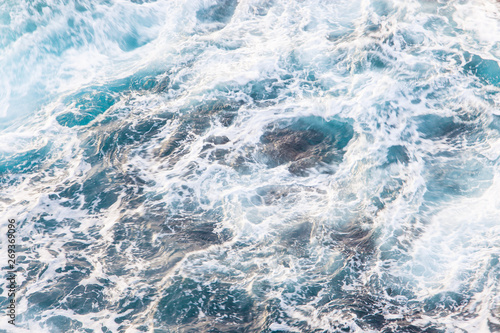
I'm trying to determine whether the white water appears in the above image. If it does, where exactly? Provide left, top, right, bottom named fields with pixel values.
left=0, top=0, right=499, bottom=332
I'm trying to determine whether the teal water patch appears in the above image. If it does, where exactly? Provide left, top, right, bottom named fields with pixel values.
left=56, top=90, right=116, bottom=128
left=464, top=52, right=500, bottom=87
left=0, top=142, right=53, bottom=175
left=386, top=145, right=410, bottom=165
left=56, top=69, right=172, bottom=128
left=423, top=291, right=467, bottom=314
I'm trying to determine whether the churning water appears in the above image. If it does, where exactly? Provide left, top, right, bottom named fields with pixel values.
left=1, top=0, right=500, bottom=332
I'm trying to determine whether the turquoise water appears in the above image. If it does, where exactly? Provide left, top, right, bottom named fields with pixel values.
left=1, top=0, right=500, bottom=332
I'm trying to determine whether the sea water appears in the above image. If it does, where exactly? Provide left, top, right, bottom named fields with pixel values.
left=0, top=0, right=499, bottom=332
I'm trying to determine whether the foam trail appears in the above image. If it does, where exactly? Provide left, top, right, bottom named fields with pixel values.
left=0, top=0, right=500, bottom=332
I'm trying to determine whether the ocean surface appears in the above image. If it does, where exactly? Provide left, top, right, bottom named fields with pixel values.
left=0, top=0, right=500, bottom=332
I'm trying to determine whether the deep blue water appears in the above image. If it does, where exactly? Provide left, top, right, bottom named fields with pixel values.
left=1, top=0, right=500, bottom=332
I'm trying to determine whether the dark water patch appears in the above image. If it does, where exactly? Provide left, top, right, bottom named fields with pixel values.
left=156, top=128, right=190, bottom=160
left=63, top=284, right=107, bottom=315
left=454, top=105, right=484, bottom=124
left=219, top=111, right=238, bottom=127
left=113, top=289, right=156, bottom=326
left=102, top=244, right=135, bottom=277
left=423, top=291, right=467, bottom=314
left=371, top=196, right=385, bottom=211
left=411, top=83, right=431, bottom=101
left=51, top=181, right=83, bottom=208
left=194, top=0, right=238, bottom=34
left=226, top=153, right=255, bottom=175
left=26, top=260, right=49, bottom=281
left=260, top=126, right=325, bottom=168
left=207, top=148, right=229, bottom=162
left=367, top=51, right=389, bottom=70
left=82, top=115, right=172, bottom=171
left=99, top=197, right=230, bottom=290
left=330, top=224, right=376, bottom=255
left=259, top=243, right=384, bottom=331
left=96, top=115, right=170, bottom=152
left=249, top=78, right=282, bottom=102
left=180, top=222, right=226, bottom=244
left=34, top=215, right=81, bottom=233
left=386, top=145, right=410, bottom=165
left=368, top=273, right=417, bottom=305
left=111, top=212, right=168, bottom=255
left=339, top=274, right=469, bottom=332
left=28, top=258, right=93, bottom=311
left=201, top=139, right=255, bottom=175
left=160, top=213, right=223, bottom=245
left=361, top=313, right=386, bottom=330
left=489, top=321, right=500, bottom=332
left=249, top=279, right=273, bottom=300
left=206, top=135, right=230, bottom=145
left=58, top=182, right=82, bottom=199
left=260, top=116, right=353, bottom=175
left=79, top=118, right=168, bottom=209
left=280, top=221, right=312, bottom=258
left=63, top=240, right=90, bottom=251
left=463, top=52, right=500, bottom=87
left=162, top=210, right=231, bottom=247
left=44, top=315, right=86, bottom=333
left=150, top=75, right=171, bottom=93
left=80, top=169, right=122, bottom=212
left=249, top=297, right=304, bottom=333
left=348, top=43, right=395, bottom=74
left=414, top=114, right=471, bottom=141
left=155, top=277, right=254, bottom=328
left=317, top=292, right=384, bottom=330
left=197, top=0, right=238, bottom=24
left=107, top=69, right=173, bottom=94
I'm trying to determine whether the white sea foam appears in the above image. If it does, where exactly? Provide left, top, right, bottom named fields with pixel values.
left=1, top=0, right=500, bottom=332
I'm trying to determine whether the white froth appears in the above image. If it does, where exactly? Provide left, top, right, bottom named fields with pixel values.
left=1, top=0, right=500, bottom=331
